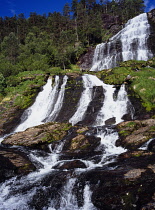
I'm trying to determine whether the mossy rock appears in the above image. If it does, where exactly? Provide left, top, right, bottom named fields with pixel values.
left=2, top=122, right=72, bottom=148
left=117, top=119, right=155, bottom=150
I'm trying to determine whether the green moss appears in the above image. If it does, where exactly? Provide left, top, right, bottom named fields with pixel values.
left=119, top=130, right=130, bottom=136
left=125, top=122, right=137, bottom=127
left=150, top=126, right=155, bottom=132
left=19, top=163, right=32, bottom=171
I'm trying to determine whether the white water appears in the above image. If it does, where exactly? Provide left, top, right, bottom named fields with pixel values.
left=14, top=75, right=68, bottom=132
left=0, top=141, right=65, bottom=210
left=69, top=74, right=95, bottom=125
left=69, top=74, right=128, bottom=166
left=95, top=84, right=129, bottom=126
left=0, top=74, right=133, bottom=209
left=139, top=138, right=155, bottom=150
left=90, top=13, right=153, bottom=71
left=0, top=12, right=142, bottom=209
left=46, top=179, right=96, bottom=210
left=47, top=75, right=68, bottom=122
left=15, top=76, right=59, bottom=132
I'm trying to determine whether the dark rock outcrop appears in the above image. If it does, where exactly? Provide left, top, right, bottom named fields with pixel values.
left=0, top=146, right=35, bottom=183
left=0, top=105, right=24, bottom=137
left=102, top=14, right=123, bottom=35
left=147, top=9, right=155, bottom=56
left=56, top=75, right=83, bottom=122
left=78, top=47, right=95, bottom=71
left=53, top=160, right=86, bottom=170
left=81, top=86, right=105, bottom=126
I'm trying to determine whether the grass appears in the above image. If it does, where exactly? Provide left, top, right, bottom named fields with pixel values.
left=99, top=58, right=155, bottom=111
left=1, top=70, right=47, bottom=109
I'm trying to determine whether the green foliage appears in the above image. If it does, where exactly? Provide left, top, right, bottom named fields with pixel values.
left=0, top=73, right=6, bottom=95
left=4, top=70, right=46, bottom=109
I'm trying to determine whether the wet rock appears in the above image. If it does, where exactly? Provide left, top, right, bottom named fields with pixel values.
left=148, top=139, right=155, bottom=152
left=81, top=86, right=105, bottom=126
left=0, top=147, right=36, bottom=182
left=78, top=47, right=95, bottom=71
left=55, top=76, right=83, bottom=122
left=54, top=160, right=86, bottom=170
left=0, top=106, right=24, bottom=136
left=116, top=119, right=155, bottom=150
left=147, top=9, right=155, bottom=56
left=105, top=117, right=116, bottom=125
left=2, top=122, right=72, bottom=149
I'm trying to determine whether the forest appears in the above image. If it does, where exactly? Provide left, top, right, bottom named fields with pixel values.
left=0, top=0, right=145, bottom=95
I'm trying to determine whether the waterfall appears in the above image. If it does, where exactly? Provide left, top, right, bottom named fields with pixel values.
left=69, top=74, right=94, bottom=125
left=0, top=73, right=134, bottom=209
left=95, top=84, right=130, bottom=126
left=47, top=179, right=96, bottom=210
left=15, top=77, right=58, bottom=132
left=90, top=13, right=153, bottom=71
left=46, top=75, right=68, bottom=122
left=0, top=141, right=65, bottom=209
left=14, top=75, right=68, bottom=132
left=70, top=74, right=133, bottom=126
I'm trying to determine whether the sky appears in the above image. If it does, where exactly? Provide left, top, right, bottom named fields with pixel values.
left=0, top=0, right=155, bottom=18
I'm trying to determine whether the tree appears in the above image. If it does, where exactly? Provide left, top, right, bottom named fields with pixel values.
left=1, top=32, right=19, bottom=64
left=0, top=73, right=6, bottom=94
left=63, top=3, right=71, bottom=18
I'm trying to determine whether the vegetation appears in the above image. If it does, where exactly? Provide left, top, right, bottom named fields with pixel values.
left=98, top=58, right=155, bottom=111
left=0, top=0, right=145, bottom=79
left=0, top=70, right=46, bottom=110
left=1, top=0, right=154, bottom=114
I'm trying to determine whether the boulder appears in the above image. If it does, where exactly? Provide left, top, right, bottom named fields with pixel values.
left=2, top=122, right=72, bottom=149
left=116, top=119, right=155, bottom=150
left=105, top=117, right=116, bottom=125
left=53, top=160, right=86, bottom=170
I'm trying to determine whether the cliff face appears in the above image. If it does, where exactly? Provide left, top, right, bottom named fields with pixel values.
left=148, top=9, right=155, bottom=55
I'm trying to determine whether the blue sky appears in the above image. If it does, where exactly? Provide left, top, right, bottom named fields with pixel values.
left=0, top=0, right=155, bottom=18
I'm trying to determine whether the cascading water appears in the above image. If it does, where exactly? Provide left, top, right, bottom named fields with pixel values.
left=90, top=13, right=153, bottom=71
left=15, top=76, right=59, bottom=132
left=15, top=75, right=68, bottom=132
left=46, top=75, right=68, bottom=122
left=0, top=73, right=134, bottom=209
left=69, top=74, right=96, bottom=125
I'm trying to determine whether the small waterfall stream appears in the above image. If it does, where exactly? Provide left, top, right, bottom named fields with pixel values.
left=90, top=13, right=153, bottom=71
left=15, top=75, right=68, bottom=132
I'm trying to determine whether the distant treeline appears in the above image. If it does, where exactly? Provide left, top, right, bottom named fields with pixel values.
left=0, top=0, right=145, bottom=78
